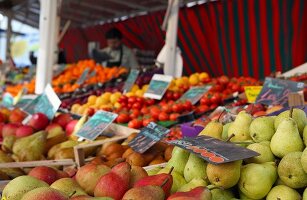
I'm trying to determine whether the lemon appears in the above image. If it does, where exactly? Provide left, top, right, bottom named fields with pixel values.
left=87, top=95, right=97, bottom=105
left=110, top=92, right=122, bottom=104
left=199, top=72, right=209, bottom=80
left=131, top=85, right=140, bottom=93
left=189, top=74, right=200, bottom=85
left=142, top=84, right=149, bottom=91
left=135, top=90, right=144, bottom=97
left=95, top=96, right=109, bottom=106
left=71, top=104, right=80, bottom=113
left=126, top=92, right=135, bottom=97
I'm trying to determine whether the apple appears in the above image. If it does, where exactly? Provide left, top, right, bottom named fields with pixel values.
left=9, top=108, right=27, bottom=123
left=28, top=166, right=59, bottom=185
left=28, top=113, right=49, bottom=131
left=0, top=122, right=5, bottom=138
left=65, top=120, right=78, bottom=136
left=15, top=125, right=34, bottom=138
left=2, top=123, right=20, bottom=137
left=52, top=113, right=73, bottom=129
left=0, top=113, right=6, bottom=123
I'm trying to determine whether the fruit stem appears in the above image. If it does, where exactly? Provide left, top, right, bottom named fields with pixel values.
left=160, top=178, right=169, bottom=188
left=69, top=191, right=77, bottom=198
left=226, top=134, right=235, bottom=142
left=168, top=166, right=174, bottom=174
left=289, top=107, right=294, bottom=118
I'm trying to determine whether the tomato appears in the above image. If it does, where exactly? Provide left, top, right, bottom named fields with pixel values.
left=200, top=97, right=211, bottom=105
left=170, top=113, right=179, bottom=121
left=172, top=104, right=181, bottom=113
left=128, top=119, right=142, bottom=129
left=116, top=113, right=130, bottom=123
left=145, top=98, right=155, bottom=106
left=165, top=91, right=173, bottom=100
left=172, top=92, right=181, bottom=100
left=141, top=107, right=149, bottom=115
left=210, top=104, right=218, bottom=110
left=150, top=106, right=161, bottom=120
left=183, top=101, right=192, bottom=111
left=136, top=97, right=144, bottom=104
left=128, top=96, right=137, bottom=104
left=158, top=112, right=169, bottom=121
left=127, top=103, right=132, bottom=109
left=195, top=105, right=209, bottom=114
left=210, top=93, right=222, bottom=105
left=118, top=95, right=128, bottom=103
left=142, top=118, right=155, bottom=127
left=130, top=109, right=140, bottom=119
left=162, top=105, right=172, bottom=113
left=132, top=102, right=142, bottom=109
left=231, top=84, right=240, bottom=91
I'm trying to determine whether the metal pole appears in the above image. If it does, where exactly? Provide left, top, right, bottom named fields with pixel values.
left=35, top=0, right=58, bottom=94
left=164, top=0, right=181, bottom=77
left=5, top=11, right=12, bottom=60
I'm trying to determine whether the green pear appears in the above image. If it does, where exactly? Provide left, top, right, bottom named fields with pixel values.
left=249, top=116, right=275, bottom=142
left=270, top=118, right=304, bottom=158
left=211, top=188, right=234, bottom=200
left=199, top=120, right=223, bottom=139
left=303, top=187, right=307, bottom=200
left=12, top=131, right=47, bottom=161
left=274, top=108, right=307, bottom=136
left=222, top=122, right=233, bottom=141
left=244, top=141, right=275, bottom=164
left=146, top=167, right=163, bottom=176
left=239, top=162, right=277, bottom=199
left=2, top=175, right=49, bottom=200
left=266, top=185, right=301, bottom=200
left=207, top=160, right=242, bottom=189
left=158, top=168, right=186, bottom=194
left=278, top=151, right=307, bottom=188
left=177, top=178, right=207, bottom=192
left=166, top=146, right=190, bottom=175
left=303, top=125, right=307, bottom=146
left=228, top=111, right=253, bottom=142
left=184, top=153, right=207, bottom=182
left=239, top=191, right=264, bottom=200
left=302, top=148, right=307, bottom=173
left=50, top=178, right=87, bottom=197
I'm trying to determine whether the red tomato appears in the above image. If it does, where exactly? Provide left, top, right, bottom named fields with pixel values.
left=170, top=113, right=179, bottom=121
left=132, top=102, right=142, bottom=109
left=210, top=93, right=222, bottom=105
left=158, top=112, right=169, bottom=121
left=200, top=97, right=211, bottom=106
left=172, top=104, right=183, bottom=113
left=118, top=95, right=128, bottom=103
left=128, top=119, right=142, bottom=129
left=128, top=96, right=137, bottom=104
left=145, top=98, right=155, bottom=106
left=116, top=113, right=130, bottom=123
left=162, top=105, right=172, bottom=113
left=142, top=118, right=155, bottom=127
left=150, top=106, right=161, bottom=120
left=141, top=107, right=149, bottom=115
left=129, top=109, right=141, bottom=119
left=183, top=101, right=192, bottom=111
left=210, top=104, right=218, bottom=110
left=136, top=97, right=144, bottom=104
left=195, top=105, right=210, bottom=114
left=172, top=92, right=181, bottom=100
left=165, top=91, right=173, bottom=100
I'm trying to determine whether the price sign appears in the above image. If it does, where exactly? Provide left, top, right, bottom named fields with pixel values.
left=123, top=69, right=140, bottom=94
left=244, top=86, right=263, bottom=103
left=256, top=78, right=304, bottom=106
left=77, top=68, right=90, bottom=85
left=22, top=84, right=61, bottom=119
left=1, top=93, right=14, bottom=107
left=129, top=122, right=170, bottom=153
left=177, top=85, right=211, bottom=105
left=144, top=74, right=172, bottom=100
left=76, top=110, right=118, bottom=141
left=168, top=135, right=259, bottom=164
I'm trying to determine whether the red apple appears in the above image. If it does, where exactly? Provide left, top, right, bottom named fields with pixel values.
left=15, top=125, right=34, bottom=138
left=0, top=122, right=5, bottom=138
left=65, top=120, right=78, bottom=136
left=52, top=113, right=73, bottom=129
left=28, top=166, right=59, bottom=185
left=9, top=108, right=27, bottom=123
left=0, top=113, right=6, bottom=123
left=28, top=113, right=49, bottom=131
left=2, top=123, right=20, bottom=137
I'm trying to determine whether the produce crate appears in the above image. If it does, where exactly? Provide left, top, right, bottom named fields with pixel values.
left=74, top=123, right=139, bottom=168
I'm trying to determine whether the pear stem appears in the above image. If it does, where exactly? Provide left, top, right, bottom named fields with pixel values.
left=68, top=191, right=77, bottom=198
left=168, top=166, right=174, bottom=174
left=160, top=178, right=169, bottom=188
left=226, top=134, right=235, bottom=142
left=289, top=107, right=294, bottom=118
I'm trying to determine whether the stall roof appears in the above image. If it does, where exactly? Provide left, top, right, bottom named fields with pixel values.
left=0, top=0, right=207, bottom=28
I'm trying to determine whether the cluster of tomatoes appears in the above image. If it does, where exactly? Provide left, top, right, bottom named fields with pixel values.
left=114, top=96, right=193, bottom=129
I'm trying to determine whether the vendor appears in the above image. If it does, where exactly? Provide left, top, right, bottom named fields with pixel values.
left=101, top=28, right=138, bottom=69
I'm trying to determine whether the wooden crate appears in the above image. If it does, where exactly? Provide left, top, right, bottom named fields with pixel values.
left=74, top=123, right=139, bottom=168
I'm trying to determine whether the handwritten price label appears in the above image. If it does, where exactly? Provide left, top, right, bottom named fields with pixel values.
left=244, top=86, right=263, bottom=103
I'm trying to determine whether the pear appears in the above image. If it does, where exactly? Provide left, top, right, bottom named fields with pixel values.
left=167, top=186, right=212, bottom=200
left=2, top=175, right=49, bottom=200
left=206, top=160, right=242, bottom=189
left=303, top=125, right=307, bottom=146
left=239, top=191, right=263, bottom=200
left=302, top=148, right=307, bottom=173
left=2, top=135, right=16, bottom=153
left=249, top=116, right=275, bottom=142
left=12, top=131, right=47, bottom=161
left=303, top=187, right=307, bottom=200
left=266, top=185, right=301, bottom=200
left=50, top=178, right=87, bottom=197
left=274, top=108, right=306, bottom=136
left=184, top=153, right=207, bottom=182
left=227, top=111, right=253, bottom=142
left=270, top=117, right=304, bottom=158
left=21, top=187, right=69, bottom=200
left=158, top=168, right=186, bottom=194
left=0, top=150, right=24, bottom=178
left=146, top=167, right=163, bottom=176
left=122, top=185, right=165, bottom=200
left=278, top=151, right=307, bottom=188
left=199, top=120, right=223, bottom=139
left=211, top=188, right=234, bottom=200
left=222, top=122, right=232, bottom=141
left=244, top=141, right=275, bottom=164
left=177, top=178, right=207, bottom=192
left=166, top=146, right=189, bottom=175
left=239, top=162, right=277, bottom=199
